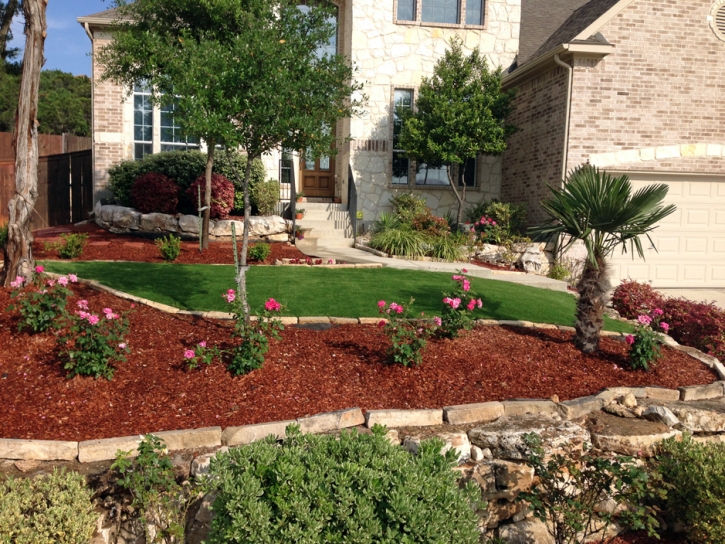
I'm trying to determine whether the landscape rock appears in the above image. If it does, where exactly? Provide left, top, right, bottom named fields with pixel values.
left=443, top=401, right=504, bottom=425
left=502, top=400, right=558, bottom=417
left=111, top=206, right=140, bottom=230
left=679, top=383, right=724, bottom=401
left=402, top=432, right=471, bottom=463
left=602, top=403, right=636, bottom=418
left=471, top=445, right=484, bottom=461
left=558, top=396, right=603, bottom=420
left=498, top=518, right=554, bottom=544
left=209, top=219, right=244, bottom=237
left=640, top=399, right=725, bottom=433
left=14, top=460, right=40, bottom=473
left=621, top=393, right=637, bottom=408
left=597, top=387, right=646, bottom=403
left=178, top=214, right=200, bottom=234
left=297, top=408, right=365, bottom=433
left=247, top=216, right=288, bottom=236
left=365, top=409, right=443, bottom=428
left=644, top=387, right=681, bottom=401
left=0, top=438, right=78, bottom=461
left=222, top=420, right=295, bottom=446
left=468, top=415, right=589, bottom=461
left=588, top=412, right=680, bottom=456
left=642, top=406, right=680, bottom=427
left=520, top=246, right=542, bottom=273
left=190, top=447, right=229, bottom=477
left=140, top=212, right=179, bottom=233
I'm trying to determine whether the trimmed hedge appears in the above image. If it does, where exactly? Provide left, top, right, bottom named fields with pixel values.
left=207, top=425, right=481, bottom=544
left=186, top=173, right=235, bottom=219
left=131, top=172, right=179, bottom=214
left=251, top=179, right=280, bottom=216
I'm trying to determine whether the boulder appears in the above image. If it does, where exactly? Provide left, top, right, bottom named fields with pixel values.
left=498, top=519, right=554, bottom=544
left=402, top=432, right=471, bottom=463
left=588, top=412, right=680, bottom=456
left=468, top=415, right=589, bottom=461
left=520, top=245, right=542, bottom=273
left=109, top=206, right=140, bottom=231
left=640, top=399, right=725, bottom=433
left=178, top=214, right=200, bottom=234
left=209, top=220, right=244, bottom=237
left=248, top=215, right=288, bottom=236
left=265, top=233, right=289, bottom=242
left=642, top=406, right=680, bottom=427
left=140, top=212, right=179, bottom=233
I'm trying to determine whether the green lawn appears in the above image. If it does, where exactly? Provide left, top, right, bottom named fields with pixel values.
left=42, top=261, right=630, bottom=332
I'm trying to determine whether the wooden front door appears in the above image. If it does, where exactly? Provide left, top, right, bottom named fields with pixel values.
left=301, top=150, right=335, bottom=198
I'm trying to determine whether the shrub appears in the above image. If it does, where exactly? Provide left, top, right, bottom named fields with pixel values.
left=519, top=434, right=665, bottom=544
left=248, top=243, right=272, bottom=262
left=45, top=232, right=88, bottom=259
left=155, top=234, right=181, bottom=261
left=429, top=233, right=467, bottom=262
left=131, top=172, right=179, bottom=215
left=611, top=279, right=665, bottom=319
left=107, top=159, right=143, bottom=207
left=378, top=298, right=433, bottom=366
left=465, top=200, right=527, bottom=239
left=626, top=310, right=670, bottom=371
left=657, top=434, right=725, bottom=543
left=183, top=340, right=222, bottom=370
left=371, top=210, right=401, bottom=234
left=0, top=221, right=8, bottom=248
left=369, top=227, right=427, bottom=258
left=8, top=270, right=76, bottom=333
left=58, top=301, right=130, bottom=380
left=439, top=270, right=482, bottom=339
left=207, top=424, right=481, bottom=544
left=113, top=434, right=197, bottom=543
left=411, top=210, right=450, bottom=236
left=251, top=179, right=280, bottom=216
left=0, top=468, right=97, bottom=544
left=547, top=261, right=571, bottom=281
left=186, top=173, right=235, bottom=219
left=663, top=297, right=725, bottom=358
left=390, top=192, right=428, bottom=223
left=213, top=150, right=266, bottom=211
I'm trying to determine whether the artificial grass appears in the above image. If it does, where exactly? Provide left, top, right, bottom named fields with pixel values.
left=41, top=261, right=631, bottom=332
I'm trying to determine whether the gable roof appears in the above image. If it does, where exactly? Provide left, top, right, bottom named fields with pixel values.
left=518, top=0, right=627, bottom=65
left=77, top=7, right=121, bottom=25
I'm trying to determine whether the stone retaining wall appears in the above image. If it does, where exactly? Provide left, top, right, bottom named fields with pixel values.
left=93, top=202, right=291, bottom=241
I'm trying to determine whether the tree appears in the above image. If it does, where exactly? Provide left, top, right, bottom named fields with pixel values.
left=398, top=37, right=515, bottom=225
left=1, top=0, right=45, bottom=287
left=532, top=165, right=676, bottom=354
left=98, top=0, right=363, bottom=318
left=0, top=0, right=20, bottom=64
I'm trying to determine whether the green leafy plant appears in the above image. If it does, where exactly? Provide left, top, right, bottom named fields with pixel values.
left=371, top=210, right=402, bottom=233
left=226, top=291, right=284, bottom=375
left=295, top=208, right=306, bottom=217
left=0, top=221, right=7, bottom=248
left=519, top=434, right=665, bottom=544
left=45, top=232, right=88, bottom=259
left=411, top=210, right=451, bottom=236
left=58, top=301, right=130, bottom=380
left=548, top=261, right=571, bottom=281
left=0, top=468, right=97, bottom=544
left=390, top=192, right=429, bottom=223
left=378, top=298, right=434, bottom=366
left=155, top=234, right=181, bottom=261
left=248, top=243, right=272, bottom=262
left=183, top=340, right=222, bottom=370
left=113, top=434, right=197, bottom=543
left=207, top=424, right=481, bottom=544
left=625, top=309, right=669, bottom=371
left=656, top=434, right=725, bottom=544
left=439, top=270, right=482, bottom=339
left=213, top=150, right=266, bottom=211
left=8, top=268, right=75, bottom=333
left=369, top=226, right=428, bottom=258
left=251, top=179, right=280, bottom=216
left=429, top=232, right=466, bottom=262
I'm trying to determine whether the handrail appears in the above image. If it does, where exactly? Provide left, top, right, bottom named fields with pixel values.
left=348, top=164, right=357, bottom=242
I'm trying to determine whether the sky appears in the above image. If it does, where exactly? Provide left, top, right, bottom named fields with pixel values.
left=8, top=0, right=110, bottom=77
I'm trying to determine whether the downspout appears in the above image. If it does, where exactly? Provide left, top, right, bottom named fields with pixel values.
left=85, top=22, right=97, bottom=206
left=554, top=53, right=573, bottom=181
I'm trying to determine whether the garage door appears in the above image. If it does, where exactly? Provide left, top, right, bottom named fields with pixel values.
left=608, top=173, right=725, bottom=288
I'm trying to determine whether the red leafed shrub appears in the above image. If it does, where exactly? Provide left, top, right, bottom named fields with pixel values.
left=611, top=279, right=665, bottom=319
left=663, top=297, right=725, bottom=358
left=131, top=173, right=179, bottom=214
left=186, top=174, right=235, bottom=219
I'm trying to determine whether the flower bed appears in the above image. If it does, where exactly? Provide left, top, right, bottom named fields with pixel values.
left=0, top=281, right=716, bottom=442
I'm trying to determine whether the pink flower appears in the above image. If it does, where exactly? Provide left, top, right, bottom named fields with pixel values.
left=452, top=275, right=463, bottom=281
left=57, top=277, right=68, bottom=286
left=118, top=343, right=127, bottom=349
left=378, top=320, right=386, bottom=328
left=105, top=312, right=119, bottom=320
left=492, top=221, right=497, bottom=225
left=264, top=298, right=282, bottom=312
left=184, top=349, right=195, bottom=359
left=224, top=289, right=236, bottom=303
left=10, top=276, right=24, bottom=289
left=451, top=298, right=461, bottom=309
left=467, top=299, right=476, bottom=311
left=637, top=315, right=652, bottom=326
left=462, top=268, right=468, bottom=273
left=477, top=299, right=483, bottom=309
left=77, top=300, right=88, bottom=309
left=46, top=279, right=56, bottom=287
left=199, top=341, right=207, bottom=348
left=625, top=334, right=635, bottom=345
left=443, top=297, right=453, bottom=306
left=77, top=311, right=89, bottom=320
left=433, top=316, right=442, bottom=326
left=378, top=300, right=386, bottom=309
left=328, top=259, right=333, bottom=264
left=68, top=274, right=78, bottom=283
left=102, top=308, right=112, bottom=315
left=652, top=308, right=664, bottom=316
left=660, top=322, right=670, bottom=332
left=34, top=265, right=44, bottom=273
left=87, top=315, right=100, bottom=325
left=463, top=280, right=471, bottom=291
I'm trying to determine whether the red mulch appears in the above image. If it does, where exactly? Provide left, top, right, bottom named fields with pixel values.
left=25, top=223, right=307, bottom=265
left=613, top=531, right=686, bottom=544
left=469, top=258, right=523, bottom=273
left=0, top=284, right=716, bottom=442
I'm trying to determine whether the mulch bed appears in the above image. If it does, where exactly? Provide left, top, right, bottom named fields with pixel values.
left=469, top=258, right=523, bottom=273
left=21, top=223, right=307, bottom=265
left=614, top=531, right=686, bottom=544
left=0, top=283, right=716, bottom=442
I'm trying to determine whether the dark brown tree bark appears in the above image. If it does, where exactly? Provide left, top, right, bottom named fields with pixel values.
left=0, top=0, right=20, bottom=61
left=1, top=0, right=46, bottom=287
left=574, top=252, right=611, bottom=354
left=201, top=142, right=214, bottom=250
left=237, top=155, right=254, bottom=323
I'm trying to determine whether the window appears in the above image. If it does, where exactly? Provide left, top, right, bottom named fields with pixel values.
left=395, top=0, right=485, bottom=26
left=280, top=149, right=294, bottom=185
left=414, top=160, right=476, bottom=187
left=297, top=3, right=338, bottom=57
left=133, top=84, right=153, bottom=160
left=392, top=89, right=413, bottom=185
left=160, top=100, right=199, bottom=152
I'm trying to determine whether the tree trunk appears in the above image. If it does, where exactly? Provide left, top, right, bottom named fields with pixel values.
left=201, top=142, right=215, bottom=250
left=573, top=253, right=611, bottom=353
left=1, top=0, right=46, bottom=287
left=237, top=155, right=254, bottom=324
left=0, top=0, right=19, bottom=61
left=446, top=164, right=464, bottom=226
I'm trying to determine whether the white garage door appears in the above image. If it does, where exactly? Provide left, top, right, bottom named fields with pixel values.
left=608, top=173, right=725, bottom=288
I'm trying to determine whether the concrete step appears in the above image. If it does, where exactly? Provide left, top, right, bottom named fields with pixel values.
left=298, top=210, right=350, bottom=221
left=304, top=228, right=353, bottom=238
left=296, top=237, right=354, bottom=249
left=297, top=202, right=348, bottom=212
left=296, top=219, right=351, bottom=230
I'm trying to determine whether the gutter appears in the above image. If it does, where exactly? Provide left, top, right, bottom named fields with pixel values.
left=83, top=22, right=92, bottom=42
left=553, top=54, right=573, bottom=182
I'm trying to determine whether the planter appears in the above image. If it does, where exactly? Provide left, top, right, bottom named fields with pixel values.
left=296, top=197, right=305, bottom=203
left=333, top=197, right=341, bottom=204
left=295, top=213, right=304, bottom=220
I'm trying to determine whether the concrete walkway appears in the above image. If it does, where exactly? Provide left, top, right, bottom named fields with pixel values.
left=658, top=289, right=725, bottom=309
left=297, top=243, right=569, bottom=293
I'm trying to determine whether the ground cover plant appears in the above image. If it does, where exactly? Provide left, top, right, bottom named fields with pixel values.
left=7, top=266, right=74, bottom=333
left=207, top=424, right=482, bottom=544
left=45, top=232, right=88, bottom=259
left=40, top=261, right=630, bottom=331
left=155, top=235, right=182, bottom=262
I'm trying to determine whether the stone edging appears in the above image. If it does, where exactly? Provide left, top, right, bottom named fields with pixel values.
left=6, top=276, right=722, bottom=464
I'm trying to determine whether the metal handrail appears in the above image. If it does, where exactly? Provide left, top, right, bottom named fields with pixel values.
left=348, top=164, right=358, bottom=243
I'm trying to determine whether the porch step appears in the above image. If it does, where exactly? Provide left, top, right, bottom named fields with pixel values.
left=298, top=210, right=350, bottom=221
left=297, top=202, right=348, bottom=212
left=302, top=227, right=353, bottom=238
left=296, top=218, right=351, bottom=230
left=296, top=236, right=355, bottom=249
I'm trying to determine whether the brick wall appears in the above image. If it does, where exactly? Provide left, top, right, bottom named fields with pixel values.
left=501, top=66, right=569, bottom=225
left=567, top=0, right=725, bottom=172
left=91, top=35, right=126, bottom=200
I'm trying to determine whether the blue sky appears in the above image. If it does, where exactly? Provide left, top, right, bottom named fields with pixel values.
left=9, top=0, right=110, bottom=76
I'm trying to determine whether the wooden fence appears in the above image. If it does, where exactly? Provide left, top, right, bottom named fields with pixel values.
left=0, top=132, right=91, bottom=162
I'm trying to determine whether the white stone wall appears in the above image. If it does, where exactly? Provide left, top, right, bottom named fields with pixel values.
left=348, top=0, right=520, bottom=222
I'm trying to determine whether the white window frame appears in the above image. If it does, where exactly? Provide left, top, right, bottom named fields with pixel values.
left=160, top=99, right=199, bottom=152
left=133, top=84, right=153, bottom=161
left=393, top=0, right=487, bottom=28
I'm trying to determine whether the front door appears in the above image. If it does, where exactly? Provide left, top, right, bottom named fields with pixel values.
left=301, top=150, right=335, bottom=198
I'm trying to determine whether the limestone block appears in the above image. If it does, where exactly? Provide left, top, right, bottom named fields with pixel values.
left=222, top=420, right=296, bottom=446
left=79, top=435, right=144, bottom=463
left=644, top=387, right=681, bottom=401
left=642, top=399, right=725, bottom=433
left=444, top=401, right=504, bottom=425
left=520, top=245, right=542, bottom=273
left=597, top=387, right=647, bottom=402
left=248, top=216, right=288, bottom=236
left=111, top=206, right=140, bottom=230
left=178, top=214, right=200, bottom=234
left=642, top=406, right=680, bottom=427
left=297, top=408, right=365, bottom=434
left=498, top=518, right=554, bottom=544
left=558, top=396, right=604, bottom=420
left=502, top=399, right=558, bottom=417
left=365, top=409, right=443, bottom=428
left=190, top=447, right=229, bottom=477
left=0, top=438, right=78, bottom=461
left=140, top=213, right=178, bottom=233
left=591, top=425, right=680, bottom=457
left=265, top=233, right=289, bottom=242
left=153, top=427, right=222, bottom=451
left=209, top=220, right=244, bottom=237
left=679, top=383, right=724, bottom=401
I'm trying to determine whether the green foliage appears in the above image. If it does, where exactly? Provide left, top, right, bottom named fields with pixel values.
left=248, top=243, right=272, bottom=262
left=184, top=341, right=222, bottom=370
left=155, top=235, right=181, bottom=262
left=378, top=298, right=432, bottom=366
left=547, top=261, right=571, bottom=282
left=411, top=210, right=451, bottom=237
left=656, top=434, right=725, bottom=544
left=439, top=271, right=481, bottom=339
left=0, top=468, right=96, bottom=544
left=251, top=179, right=280, bottom=216
left=466, top=199, right=527, bottom=243
left=207, top=424, right=481, bottom=544
left=519, top=434, right=665, bottom=544
left=227, top=296, right=284, bottom=376
left=371, top=211, right=402, bottom=233
left=214, top=150, right=267, bottom=211
left=0, top=221, right=7, bottom=248
left=58, top=303, right=130, bottom=380
left=390, top=193, right=428, bottom=223
left=429, top=233, right=466, bottom=262
left=627, top=318, right=663, bottom=372
left=8, top=272, right=73, bottom=333
left=113, top=434, right=197, bottom=543
left=0, top=69, right=91, bottom=135
left=45, top=233, right=88, bottom=260
left=369, top=227, right=428, bottom=258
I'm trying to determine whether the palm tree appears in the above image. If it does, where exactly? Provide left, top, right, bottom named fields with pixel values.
left=532, top=165, right=676, bottom=353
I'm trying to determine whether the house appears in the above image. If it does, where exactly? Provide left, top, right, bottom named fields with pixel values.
left=501, top=0, right=725, bottom=288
